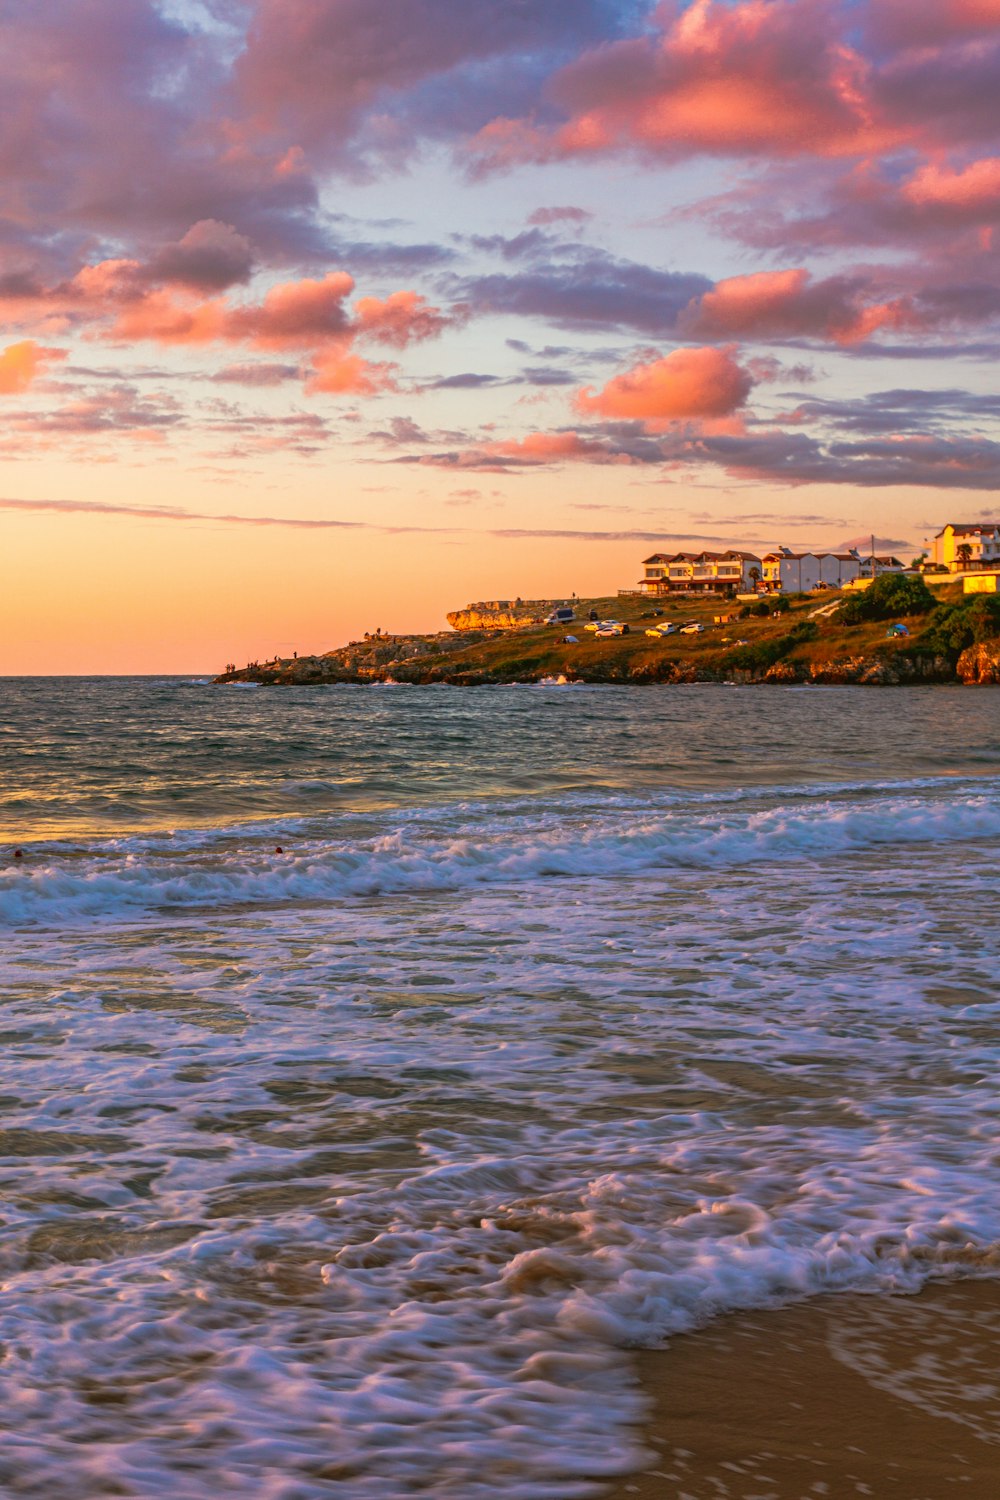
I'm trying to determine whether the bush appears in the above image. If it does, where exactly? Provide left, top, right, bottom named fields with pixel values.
left=724, top=622, right=817, bottom=672
left=725, top=639, right=785, bottom=672
left=838, top=573, right=935, bottom=624
left=771, top=594, right=791, bottom=614
left=916, top=595, right=1000, bottom=657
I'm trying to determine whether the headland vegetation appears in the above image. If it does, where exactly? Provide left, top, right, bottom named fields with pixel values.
left=217, top=574, right=1000, bottom=688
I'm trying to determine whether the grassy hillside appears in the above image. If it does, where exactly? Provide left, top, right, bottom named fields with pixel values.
left=221, top=578, right=993, bottom=685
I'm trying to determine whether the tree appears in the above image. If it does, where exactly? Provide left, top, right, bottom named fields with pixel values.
left=748, top=566, right=762, bottom=592
left=839, top=572, right=936, bottom=624
left=956, top=542, right=973, bottom=571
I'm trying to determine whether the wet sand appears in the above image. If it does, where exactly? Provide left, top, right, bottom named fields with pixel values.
left=606, top=1281, right=1000, bottom=1500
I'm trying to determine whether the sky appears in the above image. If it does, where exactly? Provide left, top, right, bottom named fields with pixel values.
left=2, top=0, right=1000, bottom=672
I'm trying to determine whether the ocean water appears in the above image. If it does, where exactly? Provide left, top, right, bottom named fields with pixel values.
left=1, top=677, right=999, bottom=1499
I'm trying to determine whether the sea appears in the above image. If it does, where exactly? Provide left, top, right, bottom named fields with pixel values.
left=1, top=677, right=999, bottom=1499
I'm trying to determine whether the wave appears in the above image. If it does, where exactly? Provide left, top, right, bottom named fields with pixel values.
left=2, top=787, right=997, bottom=925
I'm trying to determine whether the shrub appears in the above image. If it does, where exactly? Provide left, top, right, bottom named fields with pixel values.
left=916, top=595, right=1000, bottom=657
left=772, top=594, right=791, bottom=614
left=838, top=573, right=935, bottom=624
left=724, top=622, right=816, bottom=672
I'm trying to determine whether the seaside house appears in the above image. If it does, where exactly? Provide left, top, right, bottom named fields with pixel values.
left=761, top=548, right=867, bottom=593
left=931, top=523, right=1000, bottom=573
left=638, top=550, right=762, bottom=596
left=862, top=554, right=905, bottom=577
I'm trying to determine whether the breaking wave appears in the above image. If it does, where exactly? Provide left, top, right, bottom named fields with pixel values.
left=3, top=787, right=999, bottom=925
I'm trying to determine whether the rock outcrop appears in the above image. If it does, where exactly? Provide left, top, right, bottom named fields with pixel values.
left=446, top=600, right=558, bottom=630
left=956, top=639, right=1000, bottom=684
left=807, top=653, right=952, bottom=685
left=218, top=631, right=493, bottom=685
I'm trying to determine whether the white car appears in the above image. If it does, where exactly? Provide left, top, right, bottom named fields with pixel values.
left=595, top=622, right=630, bottom=637
left=645, top=622, right=678, bottom=638
left=679, top=622, right=705, bottom=634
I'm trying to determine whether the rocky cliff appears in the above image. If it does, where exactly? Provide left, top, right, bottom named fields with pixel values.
left=956, top=639, right=1000, bottom=684
left=445, top=600, right=560, bottom=630
left=217, top=630, right=494, bottom=685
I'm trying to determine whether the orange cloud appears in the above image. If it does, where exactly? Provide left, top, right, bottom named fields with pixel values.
left=576, top=346, right=753, bottom=422
left=902, top=157, right=1000, bottom=212
left=354, top=290, right=463, bottom=347
left=0, top=340, right=65, bottom=393
left=109, top=289, right=230, bottom=344
left=307, top=349, right=399, bottom=395
left=680, top=268, right=920, bottom=345
left=487, top=431, right=636, bottom=463
left=470, top=0, right=904, bottom=171
left=233, top=273, right=356, bottom=348
left=0, top=250, right=457, bottom=398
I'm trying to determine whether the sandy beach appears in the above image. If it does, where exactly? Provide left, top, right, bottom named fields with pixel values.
left=607, top=1280, right=1000, bottom=1500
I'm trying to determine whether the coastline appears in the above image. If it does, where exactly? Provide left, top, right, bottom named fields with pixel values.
left=214, top=584, right=1000, bottom=688
left=604, top=1279, right=1000, bottom=1500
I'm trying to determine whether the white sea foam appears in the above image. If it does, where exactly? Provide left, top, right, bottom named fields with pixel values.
left=2, top=786, right=998, bottom=925
left=4, top=681, right=1000, bottom=1498
left=2, top=824, right=999, bottom=1497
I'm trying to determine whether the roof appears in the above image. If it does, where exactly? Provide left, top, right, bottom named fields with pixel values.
left=936, top=522, right=1000, bottom=537
left=644, top=547, right=761, bottom=564
left=765, top=550, right=860, bottom=563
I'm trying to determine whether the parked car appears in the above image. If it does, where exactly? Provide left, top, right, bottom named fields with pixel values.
left=645, top=622, right=678, bottom=637
left=595, top=622, right=630, bottom=637
left=679, top=622, right=705, bottom=634
left=586, top=619, right=627, bottom=633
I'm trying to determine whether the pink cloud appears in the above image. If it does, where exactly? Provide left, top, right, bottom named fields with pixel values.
left=869, top=0, right=1000, bottom=47
left=0, top=254, right=459, bottom=398
left=680, top=268, right=922, bottom=344
left=353, top=290, right=464, bottom=347
left=487, top=431, right=636, bottom=464
left=401, top=430, right=648, bottom=470
left=902, top=158, right=1000, bottom=216
left=470, top=0, right=904, bottom=171
left=307, top=349, right=399, bottom=395
left=575, top=346, right=753, bottom=421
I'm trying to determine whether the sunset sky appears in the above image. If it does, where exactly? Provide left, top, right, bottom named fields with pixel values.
left=3, top=0, right=1000, bottom=672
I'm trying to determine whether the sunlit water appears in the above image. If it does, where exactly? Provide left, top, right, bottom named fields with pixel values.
left=1, top=678, right=999, bottom=1498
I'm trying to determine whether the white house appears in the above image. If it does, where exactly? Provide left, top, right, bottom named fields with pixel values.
left=762, top=548, right=866, bottom=593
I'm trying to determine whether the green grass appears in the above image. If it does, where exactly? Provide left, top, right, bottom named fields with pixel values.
left=234, top=581, right=979, bottom=685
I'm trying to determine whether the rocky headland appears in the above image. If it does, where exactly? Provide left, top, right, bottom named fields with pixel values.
left=217, top=578, right=1000, bottom=688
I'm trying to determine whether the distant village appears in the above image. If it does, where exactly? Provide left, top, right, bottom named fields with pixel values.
left=635, top=522, right=1000, bottom=599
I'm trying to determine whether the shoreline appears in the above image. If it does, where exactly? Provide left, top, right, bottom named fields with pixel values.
left=603, top=1279, right=1000, bottom=1500
left=217, top=671, right=989, bottom=687
left=214, top=584, right=1000, bottom=688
